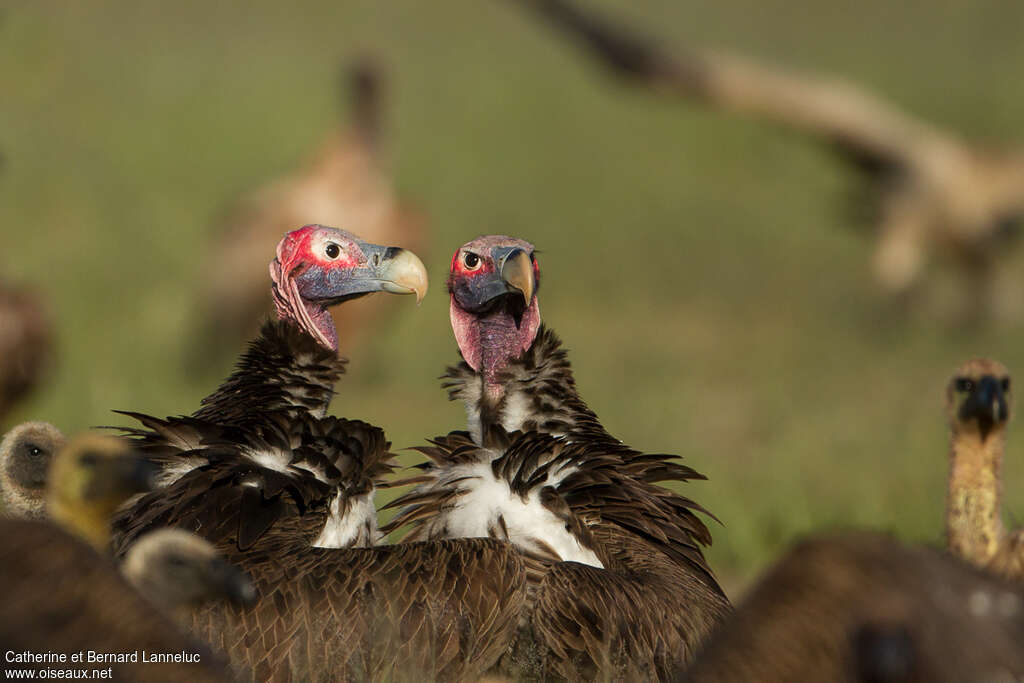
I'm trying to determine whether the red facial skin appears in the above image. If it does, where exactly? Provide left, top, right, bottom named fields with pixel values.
left=269, top=225, right=364, bottom=350
left=448, top=236, right=541, bottom=395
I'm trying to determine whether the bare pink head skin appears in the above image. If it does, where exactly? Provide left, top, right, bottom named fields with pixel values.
left=269, top=224, right=428, bottom=351
left=448, top=236, right=541, bottom=394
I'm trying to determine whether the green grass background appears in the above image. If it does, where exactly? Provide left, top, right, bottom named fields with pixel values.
left=4, top=0, right=1024, bottom=590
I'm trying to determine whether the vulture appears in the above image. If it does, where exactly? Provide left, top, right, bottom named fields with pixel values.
left=679, top=532, right=1024, bottom=682
left=192, top=59, right=427, bottom=365
left=385, top=236, right=730, bottom=680
left=945, top=358, right=1024, bottom=579
left=0, top=433, right=237, bottom=682
left=0, top=420, right=64, bottom=518
left=499, top=0, right=1024, bottom=317
left=122, top=528, right=258, bottom=613
left=111, top=227, right=530, bottom=681
left=0, top=277, right=54, bottom=422
left=113, top=224, right=427, bottom=558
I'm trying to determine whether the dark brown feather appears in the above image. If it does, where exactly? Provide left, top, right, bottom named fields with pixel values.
left=681, top=532, right=1024, bottom=683
left=386, top=430, right=730, bottom=680
left=0, top=519, right=233, bottom=682
left=188, top=537, right=527, bottom=682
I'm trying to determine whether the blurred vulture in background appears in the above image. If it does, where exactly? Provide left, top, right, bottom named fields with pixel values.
left=0, top=277, right=54, bottom=422
left=0, top=433, right=243, bottom=682
left=0, top=420, right=64, bottom=518
left=680, top=532, right=1024, bottom=682
left=191, top=57, right=427, bottom=366
left=500, top=0, right=1024, bottom=319
left=945, top=358, right=1024, bottom=580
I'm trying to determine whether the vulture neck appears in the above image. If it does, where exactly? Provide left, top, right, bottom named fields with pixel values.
left=446, top=325, right=612, bottom=447
left=49, top=496, right=111, bottom=552
left=193, top=320, right=347, bottom=423
left=947, top=426, right=1006, bottom=565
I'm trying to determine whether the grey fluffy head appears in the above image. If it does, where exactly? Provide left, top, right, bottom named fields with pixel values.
left=122, top=528, right=257, bottom=610
left=0, top=421, right=64, bottom=519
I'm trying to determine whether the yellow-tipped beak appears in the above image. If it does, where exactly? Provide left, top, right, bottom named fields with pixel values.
left=378, top=248, right=429, bottom=304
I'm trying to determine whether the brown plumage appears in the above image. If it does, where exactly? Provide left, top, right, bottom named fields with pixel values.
left=680, top=532, right=1024, bottom=682
left=113, top=228, right=426, bottom=559
left=0, top=520, right=235, bottom=683
left=387, top=236, right=729, bottom=679
left=188, top=536, right=527, bottom=682
left=193, top=59, right=427, bottom=363
left=0, top=420, right=64, bottom=518
left=111, top=229, right=538, bottom=680
left=386, top=430, right=729, bottom=680
left=122, top=528, right=257, bottom=613
left=0, top=278, right=54, bottom=422
left=945, top=358, right=1024, bottom=579
left=0, top=433, right=233, bottom=682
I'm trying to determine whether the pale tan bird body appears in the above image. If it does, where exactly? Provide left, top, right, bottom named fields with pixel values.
left=945, top=358, right=1024, bottom=579
left=195, top=62, right=426, bottom=360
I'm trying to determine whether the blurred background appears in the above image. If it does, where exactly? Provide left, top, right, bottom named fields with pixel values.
left=3, top=0, right=1024, bottom=591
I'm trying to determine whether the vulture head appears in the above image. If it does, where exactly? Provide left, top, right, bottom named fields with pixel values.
left=47, top=433, right=158, bottom=550
left=270, top=224, right=428, bottom=350
left=448, top=235, right=541, bottom=385
left=122, top=528, right=257, bottom=610
left=947, top=359, right=1012, bottom=443
left=0, top=421, right=64, bottom=519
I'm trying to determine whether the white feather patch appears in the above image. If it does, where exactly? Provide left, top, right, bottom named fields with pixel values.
left=156, top=457, right=208, bottom=487
left=432, top=461, right=603, bottom=568
left=242, top=447, right=291, bottom=474
left=313, top=493, right=380, bottom=548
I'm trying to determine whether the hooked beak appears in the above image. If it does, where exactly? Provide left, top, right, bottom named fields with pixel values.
left=958, top=375, right=1009, bottom=439
left=450, top=246, right=536, bottom=313
left=498, top=247, right=535, bottom=308
left=291, top=242, right=428, bottom=305
left=371, top=246, right=429, bottom=303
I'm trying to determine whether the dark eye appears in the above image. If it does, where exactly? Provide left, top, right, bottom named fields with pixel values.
left=955, top=378, right=974, bottom=393
left=166, top=555, right=188, bottom=569
left=463, top=252, right=481, bottom=269
left=1002, top=378, right=1011, bottom=392
left=28, top=447, right=42, bottom=457
left=325, top=243, right=341, bottom=259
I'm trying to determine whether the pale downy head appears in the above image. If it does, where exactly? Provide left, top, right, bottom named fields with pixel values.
left=47, top=433, right=158, bottom=550
left=947, top=359, right=1012, bottom=443
left=0, top=421, right=65, bottom=519
left=269, top=225, right=427, bottom=350
left=122, top=528, right=257, bottom=610
left=447, top=235, right=541, bottom=384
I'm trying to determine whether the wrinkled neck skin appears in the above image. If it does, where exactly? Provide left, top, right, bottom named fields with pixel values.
left=270, top=259, right=338, bottom=351
left=450, top=298, right=540, bottom=442
left=947, top=426, right=1006, bottom=565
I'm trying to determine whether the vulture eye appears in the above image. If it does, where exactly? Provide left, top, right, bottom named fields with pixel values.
left=1002, top=378, right=1011, bottom=392
left=166, top=555, right=189, bottom=569
left=325, top=243, right=341, bottom=259
left=955, top=378, right=974, bottom=393
left=28, top=446, right=42, bottom=457
left=463, top=252, right=481, bottom=270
